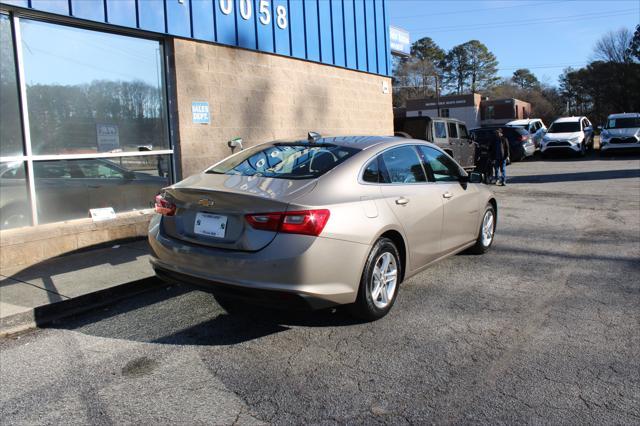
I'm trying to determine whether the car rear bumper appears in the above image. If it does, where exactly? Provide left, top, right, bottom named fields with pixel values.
left=148, top=216, right=370, bottom=307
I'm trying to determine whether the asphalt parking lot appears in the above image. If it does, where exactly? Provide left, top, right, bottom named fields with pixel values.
left=1, top=151, right=639, bottom=424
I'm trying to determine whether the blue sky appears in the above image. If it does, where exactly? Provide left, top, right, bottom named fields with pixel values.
left=388, top=0, right=640, bottom=86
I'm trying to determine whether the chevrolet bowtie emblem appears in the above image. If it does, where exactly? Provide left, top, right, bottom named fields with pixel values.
left=197, top=198, right=215, bottom=207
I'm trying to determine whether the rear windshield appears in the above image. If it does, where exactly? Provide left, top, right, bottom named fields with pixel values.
left=548, top=122, right=580, bottom=133
left=606, top=117, right=640, bottom=129
left=207, top=143, right=360, bottom=179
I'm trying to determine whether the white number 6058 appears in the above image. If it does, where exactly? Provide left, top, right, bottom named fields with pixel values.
left=219, top=0, right=287, bottom=30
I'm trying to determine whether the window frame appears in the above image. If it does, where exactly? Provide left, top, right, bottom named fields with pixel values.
left=0, top=11, right=175, bottom=227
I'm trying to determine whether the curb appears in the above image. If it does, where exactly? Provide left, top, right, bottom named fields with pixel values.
left=0, top=276, right=161, bottom=337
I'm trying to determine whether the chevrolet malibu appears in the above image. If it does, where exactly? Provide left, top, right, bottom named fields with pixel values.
left=149, top=136, right=497, bottom=320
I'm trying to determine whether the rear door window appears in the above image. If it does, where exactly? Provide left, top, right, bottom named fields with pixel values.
left=379, top=146, right=427, bottom=184
left=362, top=156, right=384, bottom=183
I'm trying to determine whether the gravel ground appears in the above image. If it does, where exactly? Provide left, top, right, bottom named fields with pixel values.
left=1, top=151, right=639, bottom=425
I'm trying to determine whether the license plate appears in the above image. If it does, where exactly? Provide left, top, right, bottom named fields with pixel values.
left=194, top=212, right=227, bottom=238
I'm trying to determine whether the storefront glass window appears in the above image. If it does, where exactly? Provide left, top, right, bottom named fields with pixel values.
left=20, top=19, right=169, bottom=155
left=33, top=155, right=170, bottom=225
left=0, top=161, right=31, bottom=229
left=0, top=14, right=24, bottom=157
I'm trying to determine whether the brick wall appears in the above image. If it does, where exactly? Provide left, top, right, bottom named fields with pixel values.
left=172, top=38, right=394, bottom=178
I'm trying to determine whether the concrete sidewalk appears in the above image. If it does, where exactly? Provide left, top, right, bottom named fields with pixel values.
left=0, top=238, right=159, bottom=335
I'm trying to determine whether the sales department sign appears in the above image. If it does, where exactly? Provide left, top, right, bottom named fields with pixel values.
left=192, top=101, right=210, bottom=124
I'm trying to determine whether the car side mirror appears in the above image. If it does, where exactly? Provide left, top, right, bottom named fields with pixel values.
left=468, top=172, right=483, bottom=184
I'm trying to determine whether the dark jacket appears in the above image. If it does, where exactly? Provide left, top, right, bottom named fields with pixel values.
left=490, top=135, right=510, bottom=161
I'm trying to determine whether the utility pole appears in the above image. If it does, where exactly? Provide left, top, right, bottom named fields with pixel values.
left=435, top=74, right=440, bottom=117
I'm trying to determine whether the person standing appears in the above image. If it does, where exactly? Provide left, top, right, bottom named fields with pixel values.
left=490, top=129, right=510, bottom=186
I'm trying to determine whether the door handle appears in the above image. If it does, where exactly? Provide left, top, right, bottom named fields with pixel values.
left=395, top=197, right=410, bottom=205
left=442, top=192, right=453, bottom=199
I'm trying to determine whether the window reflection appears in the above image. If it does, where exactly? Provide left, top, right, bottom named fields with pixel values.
left=20, top=19, right=169, bottom=155
left=0, top=15, right=24, bottom=157
left=0, top=162, right=31, bottom=229
left=25, top=156, right=170, bottom=225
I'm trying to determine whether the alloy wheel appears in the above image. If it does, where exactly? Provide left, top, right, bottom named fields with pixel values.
left=481, top=210, right=495, bottom=247
left=369, top=252, right=398, bottom=309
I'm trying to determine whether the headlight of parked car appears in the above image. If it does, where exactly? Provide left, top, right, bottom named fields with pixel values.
left=569, top=136, right=581, bottom=144
left=600, top=130, right=610, bottom=140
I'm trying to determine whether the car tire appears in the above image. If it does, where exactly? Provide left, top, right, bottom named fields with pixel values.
left=467, top=204, right=496, bottom=255
left=349, top=237, right=401, bottom=321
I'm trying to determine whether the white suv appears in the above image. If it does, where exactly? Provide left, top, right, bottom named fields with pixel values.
left=507, top=118, right=547, bottom=149
left=541, top=116, right=594, bottom=156
left=600, top=113, right=640, bottom=154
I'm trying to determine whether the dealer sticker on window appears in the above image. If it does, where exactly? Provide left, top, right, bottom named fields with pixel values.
left=194, top=212, right=227, bottom=238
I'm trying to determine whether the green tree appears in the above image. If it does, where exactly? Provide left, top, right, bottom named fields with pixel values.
left=442, top=44, right=470, bottom=94
left=464, top=40, right=499, bottom=93
left=393, top=37, right=446, bottom=107
left=442, top=40, right=498, bottom=94
left=512, top=68, right=540, bottom=90
left=410, top=37, right=446, bottom=64
left=629, top=24, right=640, bottom=62
left=559, top=62, right=640, bottom=123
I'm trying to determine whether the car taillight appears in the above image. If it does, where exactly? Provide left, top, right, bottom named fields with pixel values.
left=245, top=212, right=282, bottom=231
left=245, top=209, right=330, bottom=236
left=155, top=193, right=176, bottom=216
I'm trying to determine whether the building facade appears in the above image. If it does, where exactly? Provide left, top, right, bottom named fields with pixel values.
left=480, top=98, right=531, bottom=126
left=0, top=0, right=393, bottom=271
left=406, top=93, right=483, bottom=129
left=405, top=93, right=531, bottom=129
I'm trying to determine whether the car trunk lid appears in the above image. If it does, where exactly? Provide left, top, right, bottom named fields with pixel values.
left=161, top=173, right=317, bottom=251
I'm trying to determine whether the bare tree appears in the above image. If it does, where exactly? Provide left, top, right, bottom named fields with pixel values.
left=593, top=28, right=634, bottom=63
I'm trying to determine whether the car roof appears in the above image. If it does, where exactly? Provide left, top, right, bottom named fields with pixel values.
left=607, top=112, right=640, bottom=119
left=553, top=116, right=584, bottom=123
left=274, top=135, right=401, bottom=150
